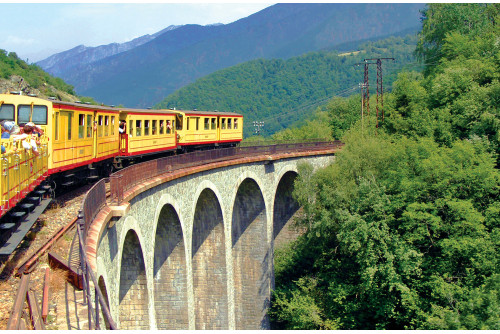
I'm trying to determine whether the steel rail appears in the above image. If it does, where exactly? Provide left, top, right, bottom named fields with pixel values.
left=15, top=216, right=78, bottom=276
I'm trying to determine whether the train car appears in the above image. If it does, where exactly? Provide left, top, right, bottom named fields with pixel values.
left=0, top=93, right=50, bottom=217
left=50, top=100, right=120, bottom=177
left=218, top=112, right=243, bottom=144
left=118, top=108, right=177, bottom=158
left=175, top=110, right=243, bottom=150
left=0, top=93, right=245, bottom=220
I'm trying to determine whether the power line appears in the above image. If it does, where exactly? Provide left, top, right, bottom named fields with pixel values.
left=258, top=84, right=359, bottom=124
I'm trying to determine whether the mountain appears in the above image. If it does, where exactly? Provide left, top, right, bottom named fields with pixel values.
left=157, top=32, right=420, bottom=137
left=36, top=25, right=180, bottom=81
left=37, top=3, right=424, bottom=108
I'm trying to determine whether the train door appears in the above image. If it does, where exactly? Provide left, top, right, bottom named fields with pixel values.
left=75, top=112, right=94, bottom=164
left=57, top=111, right=75, bottom=167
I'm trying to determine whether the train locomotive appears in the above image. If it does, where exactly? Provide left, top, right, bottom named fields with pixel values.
left=0, top=92, right=243, bottom=219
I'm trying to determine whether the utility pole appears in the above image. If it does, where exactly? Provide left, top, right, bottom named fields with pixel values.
left=364, top=58, right=395, bottom=127
left=354, top=61, right=376, bottom=120
left=359, top=82, right=367, bottom=133
left=253, top=121, right=264, bottom=135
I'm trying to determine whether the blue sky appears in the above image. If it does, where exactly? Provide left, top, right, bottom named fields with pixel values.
left=0, top=2, right=274, bottom=62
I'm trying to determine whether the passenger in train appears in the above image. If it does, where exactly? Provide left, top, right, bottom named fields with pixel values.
left=1, top=120, right=20, bottom=138
left=166, top=120, right=172, bottom=133
left=1, top=120, right=20, bottom=154
left=13, top=122, right=42, bottom=156
left=119, top=121, right=126, bottom=134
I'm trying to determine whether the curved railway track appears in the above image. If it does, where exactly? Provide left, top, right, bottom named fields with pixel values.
left=0, top=180, right=110, bottom=329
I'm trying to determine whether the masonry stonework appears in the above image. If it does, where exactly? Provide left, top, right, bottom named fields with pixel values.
left=118, top=230, right=150, bottom=330
left=153, top=204, right=188, bottom=329
left=95, top=155, right=334, bottom=329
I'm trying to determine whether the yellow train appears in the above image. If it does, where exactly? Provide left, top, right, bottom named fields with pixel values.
left=0, top=92, right=243, bottom=218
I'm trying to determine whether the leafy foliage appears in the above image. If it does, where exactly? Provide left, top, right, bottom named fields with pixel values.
left=272, top=127, right=500, bottom=329
left=270, top=3, right=500, bottom=330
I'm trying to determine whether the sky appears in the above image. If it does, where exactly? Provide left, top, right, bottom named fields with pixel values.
left=0, top=2, right=274, bottom=63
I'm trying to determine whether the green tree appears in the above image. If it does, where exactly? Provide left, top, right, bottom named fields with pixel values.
left=271, top=126, right=500, bottom=329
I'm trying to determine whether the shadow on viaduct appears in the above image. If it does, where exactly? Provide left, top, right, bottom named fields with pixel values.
left=91, top=153, right=335, bottom=330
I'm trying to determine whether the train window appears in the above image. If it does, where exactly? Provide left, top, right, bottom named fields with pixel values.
left=18, top=105, right=31, bottom=125
left=129, top=120, right=133, bottom=136
left=228, top=118, right=232, bottom=129
left=98, top=115, right=103, bottom=137
left=172, top=120, right=175, bottom=130
left=176, top=116, right=182, bottom=130
left=136, top=120, right=141, bottom=136
left=0, top=104, right=14, bottom=121
left=204, top=118, right=209, bottom=130
left=87, top=115, right=92, bottom=138
left=105, top=116, right=109, bottom=136
left=211, top=118, right=216, bottom=130
left=78, top=114, right=85, bottom=139
left=196, top=118, right=199, bottom=131
left=145, top=120, right=150, bottom=136
left=152, top=120, right=157, bottom=135
left=111, top=116, right=115, bottom=135
left=67, top=113, right=72, bottom=140
left=32, top=105, right=48, bottom=125
left=186, top=117, right=189, bottom=131
left=167, top=120, right=172, bottom=134
left=221, top=118, right=226, bottom=130
left=234, top=118, right=238, bottom=129
left=55, top=113, right=59, bottom=141
left=159, top=120, right=164, bottom=134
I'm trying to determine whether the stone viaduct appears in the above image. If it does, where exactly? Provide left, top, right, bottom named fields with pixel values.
left=84, top=149, right=337, bottom=330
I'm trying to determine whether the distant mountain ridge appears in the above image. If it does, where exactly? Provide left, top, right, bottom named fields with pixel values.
left=37, top=3, right=424, bottom=108
left=36, top=25, right=180, bottom=78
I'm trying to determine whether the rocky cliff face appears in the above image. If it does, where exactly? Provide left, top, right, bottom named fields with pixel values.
left=0, top=75, right=77, bottom=101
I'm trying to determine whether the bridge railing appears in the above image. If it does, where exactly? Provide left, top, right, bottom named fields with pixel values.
left=76, top=220, right=117, bottom=330
left=77, top=177, right=116, bottom=329
left=81, top=178, right=107, bottom=240
left=108, top=140, right=342, bottom=205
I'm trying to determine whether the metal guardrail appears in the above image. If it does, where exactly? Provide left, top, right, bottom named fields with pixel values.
left=81, top=178, right=107, bottom=241
left=76, top=220, right=117, bottom=330
left=77, top=140, right=342, bottom=329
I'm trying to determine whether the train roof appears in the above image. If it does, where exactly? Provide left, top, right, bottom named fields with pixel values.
left=1, top=93, right=242, bottom=117
left=176, top=110, right=242, bottom=117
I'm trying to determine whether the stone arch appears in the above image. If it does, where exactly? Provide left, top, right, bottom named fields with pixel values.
left=231, top=177, right=269, bottom=329
left=119, top=229, right=150, bottom=330
left=153, top=203, right=188, bottom=329
left=273, top=170, right=300, bottom=242
left=98, top=275, right=112, bottom=330
left=192, top=187, right=227, bottom=329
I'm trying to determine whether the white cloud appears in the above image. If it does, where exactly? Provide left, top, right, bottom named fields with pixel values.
left=4, top=35, right=36, bottom=46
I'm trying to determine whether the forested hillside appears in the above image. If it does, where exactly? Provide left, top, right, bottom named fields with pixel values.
left=157, top=32, right=419, bottom=137
left=270, top=3, right=500, bottom=330
left=0, top=50, right=76, bottom=99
